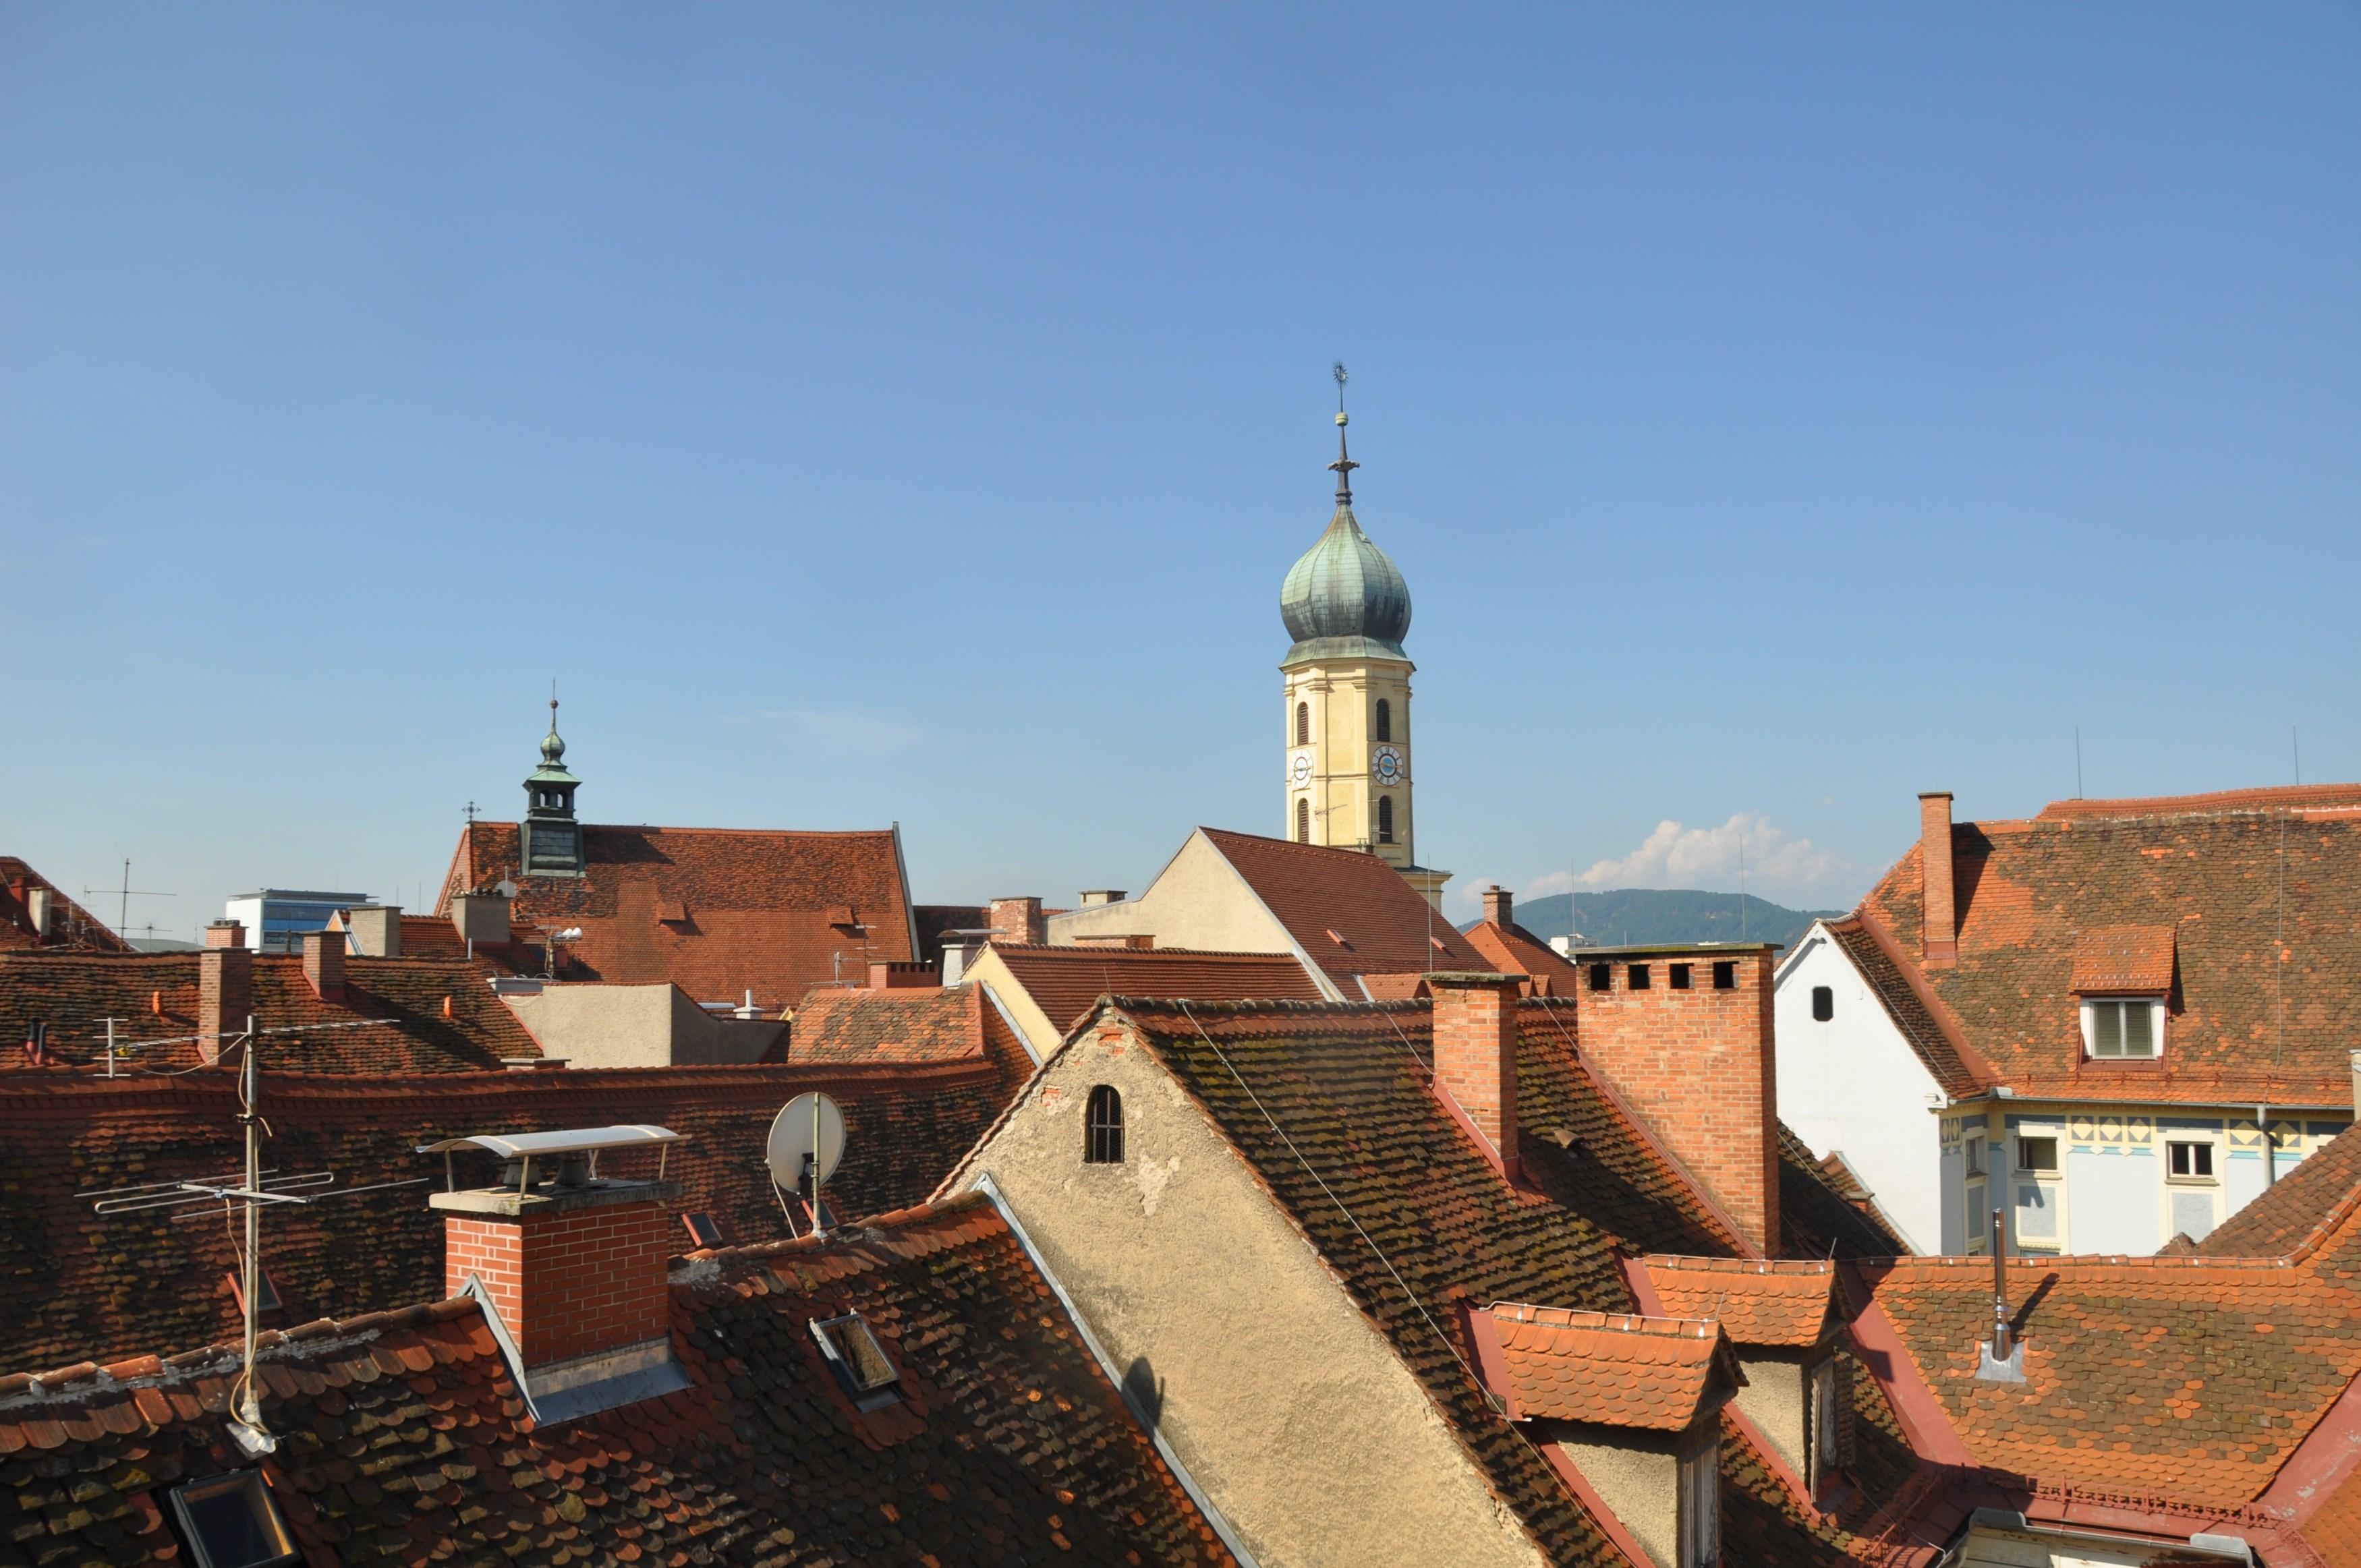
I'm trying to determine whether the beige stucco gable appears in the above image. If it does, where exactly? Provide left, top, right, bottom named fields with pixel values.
left=500, top=981, right=783, bottom=1066
left=948, top=1009, right=1548, bottom=1568
left=1047, top=830, right=1344, bottom=999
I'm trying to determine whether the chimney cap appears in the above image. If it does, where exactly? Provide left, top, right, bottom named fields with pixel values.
left=1424, top=970, right=1523, bottom=989
left=1918, top=790, right=1954, bottom=802
left=416, top=1124, right=681, bottom=1161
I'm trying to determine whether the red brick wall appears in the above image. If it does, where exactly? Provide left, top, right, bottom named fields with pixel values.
left=444, top=1199, right=673, bottom=1369
left=1578, top=952, right=1779, bottom=1254
left=1919, top=792, right=1956, bottom=967
left=1430, top=975, right=1519, bottom=1167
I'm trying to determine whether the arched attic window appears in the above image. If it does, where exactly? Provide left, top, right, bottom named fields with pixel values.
left=1297, top=798, right=1311, bottom=843
left=1374, top=699, right=1391, bottom=742
left=1295, top=701, right=1310, bottom=746
left=1085, top=1085, right=1125, bottom=1163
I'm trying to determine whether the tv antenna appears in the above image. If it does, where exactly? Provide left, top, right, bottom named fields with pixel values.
left=78, top=1018, right=426, bottom=1457
left=766, top=1092, right=845, bottom=1238
left=83, top=859, right=173, bottom=943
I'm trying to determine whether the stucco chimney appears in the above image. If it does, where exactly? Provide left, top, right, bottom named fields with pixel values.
left=1481, top=885, right=1514, bottom=927
left=1577, top=948, right=1781, bottom=1255
left=1427, top=972, right=1521, bottom=1182
left=989, top=896, right=1046, bottom=947
left=451, top=889, right=512, bottom=947
left=24, top=885, right=51, bottom=939
left=1919, top=792, right=1958, bottom=968
left=303, top=929, right=347, bottom=1001
left=348, top=904, right=402, bottom=958
left=199, top=946, right=252, bottom=1065
left=204, top=919, right=246, bottom=950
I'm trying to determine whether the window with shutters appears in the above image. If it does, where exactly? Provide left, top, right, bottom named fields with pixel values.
left=1296, top=798, right=1311, bottom=843
left=2082, top=997, right=2162, bottom=1059
left=1295, top=701, right=1309, bottom=746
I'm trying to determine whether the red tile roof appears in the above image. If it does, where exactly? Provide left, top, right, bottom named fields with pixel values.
left=2200, top=1124, right=2361, bottom=1259
left=0, top=1196, right=1235, bottom=1565
left=982, top=944, right=1323, bottom=1037
left=787, top=983, right=1035, bottom=1084
left=1639, top=1257, right=1840, bottom=1347
left=440, top=821, right=915, bottom=1012
left=1463, top=917, right=1586, bottom=997
left=1195, top=828, right=1489, bottom=987
left=0, top=951, right=543, bottom=1073
left=0, top=859, right=127, bottom=953
left=2069, top=924, right=2176, bottom=994
left=0, top=1050, right=1028, bottom=1371
left=1477, top=1303, right=1739, bottom=1430
left=1850, top=788, right=2361, bottom=1104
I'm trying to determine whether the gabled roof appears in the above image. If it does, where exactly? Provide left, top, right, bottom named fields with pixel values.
left=0, top=1196, right=1235, bottom=1566
left=0, top=1050, right=1031, bottom=1371
left=982, top=943, right=1323, bottom=1037
left=1474, top=1304, right=1741, bottom=1430
left=2200, top=1123, right=2361, bottom=1259
left=1195, top=827, right=1487, bottom=986
left=1821, top=917, right=1992, bottom=1099
left=1463, top=917, right=1586, bottom=997
left=440, top=821, right=915, bottom=1011
left=1853, top=788, right=2361, bottom=1105
left=1638, top=1257, right=1840, bottom=1348
left=787, top=983, right=1034, bottom=1078
left=0, top=859, right=127, bottom=953
left=0, top=950, right=543, bottom=1073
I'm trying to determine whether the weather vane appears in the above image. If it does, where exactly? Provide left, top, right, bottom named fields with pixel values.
left=1333, top=361, right=1348, bottom=413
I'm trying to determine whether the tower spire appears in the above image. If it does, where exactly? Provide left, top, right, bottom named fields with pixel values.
left=1329, top=361, right=1358, bottom=506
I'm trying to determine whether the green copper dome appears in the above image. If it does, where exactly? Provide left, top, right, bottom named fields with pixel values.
left=1279, top=414, right=1411, bottom=666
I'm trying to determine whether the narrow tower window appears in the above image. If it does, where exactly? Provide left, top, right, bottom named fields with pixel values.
left=1376, top=795, right=1395, bottom=844
left=1296, top=701, right=1310, bottom=746
left=1374, top=699, right=1391, bottom=742
left=1085, top=1085, right=1125, bottom=1163
left=1297, top=798, right=1311, bottom=843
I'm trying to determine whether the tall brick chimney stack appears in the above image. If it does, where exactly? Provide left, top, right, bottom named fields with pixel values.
left=431, top=1135, right=689, bottom=1420
left=989, top=896, right=1047, bottom=947
left=1918, top=792, right=1958, bottom=968
left=198, top=946, right=252, bottom=1066
left=1481, top=885, right=1514, bottom=927
left=204, top=919, right=246, bottom=950
left=1427, top=972, right=1522, bottom=1182
left=303, top=929, right=347, bottom=1002
left=1576, top=948, right=1780, bottom=1254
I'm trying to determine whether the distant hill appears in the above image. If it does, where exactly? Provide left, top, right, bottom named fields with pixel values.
left=1461, top=890, right=1846, bottom=954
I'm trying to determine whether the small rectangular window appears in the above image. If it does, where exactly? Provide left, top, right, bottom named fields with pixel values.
left=1628, top=964, right=1651, bottom=991
left=1963, top=1134, right=1985, bottom=1178
left=2087, top=998, right=2161, bottom=1059
left=2167, top=1140, right=2216, bottom=1180
left=2016, top=1135, right=2058, bottom=1173
left=1711, top=961, right=1736, bottom=991
left=1669, top=962, right=1692, bottom=991
left=811, top=1313, right=903, bottom=1410
left=1811, top=984, right=1833, bottom=1022
left=1587, top=962, right=1611, bottom=992
left=168, top=1472, right=297, bottom=1568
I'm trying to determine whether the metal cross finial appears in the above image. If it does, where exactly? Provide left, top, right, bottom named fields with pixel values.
left=1328, top=362, right=1358, bottom=505
left=464, top=800, right=480, bottom=823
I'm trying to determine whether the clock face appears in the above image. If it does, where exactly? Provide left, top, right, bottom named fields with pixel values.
left=1372, top=746, right=1403, bottom=785
left=1290, top=750, right=1313, bottom=786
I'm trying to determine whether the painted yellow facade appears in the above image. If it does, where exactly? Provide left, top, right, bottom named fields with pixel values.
left=1282, top=654, right=1416, bottom=869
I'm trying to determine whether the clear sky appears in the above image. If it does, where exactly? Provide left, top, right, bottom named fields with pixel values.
left=5, top=6, right=2358, bottom=941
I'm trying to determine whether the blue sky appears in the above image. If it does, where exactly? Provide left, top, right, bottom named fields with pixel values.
left=5, top=6, right=2358, bottom=940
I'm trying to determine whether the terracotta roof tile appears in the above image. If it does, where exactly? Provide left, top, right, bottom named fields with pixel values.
left=1480, top=1304, right=1737, bottom=1430
left=0, top=858, right=128, bottom=953
left=2070, top=924, right=2176, bottom=994
left=2201, top=1124, right=2361, bottom=1259
left=441, top=822, right=914, bottom=1012
left=789, top=983, right=986, bottom=1064
left=985, top=944, right=1323, bottom=1037
left=1196, top=829, right=1489, bottom=987
left=1462, top=919, right=1585, bottom=997
left=1640, top=1256, right=1840, bottom=1347
left=0, top=1198, right=1233, bottom=1566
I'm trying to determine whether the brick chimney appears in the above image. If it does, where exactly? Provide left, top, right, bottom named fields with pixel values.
left=432, top=1152, right=686, bottom=1418
left=1481, top=885, right=1514, bottom=927
left=1428, top=972, right=1521, bottom=1182
left=867, top=960, right=940, bottom=990
left=204, top=919, right=246, bottom=950
left=303, top=929, right=347, bottom=1002
left=1577, top=948, right=1780, bottom=1254
left=1919, top=792, right=1957, bottom=968
left=198, top=946, right=252, bottom=1065
left=989, top=896, right=1046, bottom=947
left=347, top=904, right=402, bottom=958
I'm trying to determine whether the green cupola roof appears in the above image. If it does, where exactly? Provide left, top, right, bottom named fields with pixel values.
left=1279, top=410, right=1412, bottom=667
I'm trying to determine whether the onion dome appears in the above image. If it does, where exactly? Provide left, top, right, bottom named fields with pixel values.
left=1279, top=410, right=1412, bottom=666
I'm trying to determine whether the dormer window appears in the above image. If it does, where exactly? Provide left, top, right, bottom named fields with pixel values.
left=810, top=1312, right=903, bottom=1411
left=2082, top=997, right=2161, bottom=1059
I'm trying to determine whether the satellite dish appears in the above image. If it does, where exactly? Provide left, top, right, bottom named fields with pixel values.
left=495, top=879, right=518, bottom=900
left=767, top=1092, right=845, bottom=1194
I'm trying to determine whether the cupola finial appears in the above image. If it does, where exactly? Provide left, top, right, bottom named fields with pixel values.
left=1329, top=361, right=1358, bottom=506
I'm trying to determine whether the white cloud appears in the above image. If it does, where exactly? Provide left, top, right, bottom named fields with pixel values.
left=733, top=707, right=926, bottom=755
left=1521, top=813, right=1848, bottom=899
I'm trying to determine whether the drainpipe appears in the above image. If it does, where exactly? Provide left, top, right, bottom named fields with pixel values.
left=2258, top=1103, right=2275, bottom=1187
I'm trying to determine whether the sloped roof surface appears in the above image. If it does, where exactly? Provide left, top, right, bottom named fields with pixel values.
left=1463, top=918, right=1585, bottom=997
left=986, top=944, right=1322, bottom=1037
left=1484, top=1305, right=1734, bottom=1429
left=1197, top=828, right=1487, bottom=985
left=2200, top=1123, right=2361, bottom=1258
left=0, top=1198, right=1234, bottom=1566
left=789, top=983, right=987, bottom=1063
left=1856, top=790, right=2361, bottom=1103
left=0, top=952, right=542, bottom=1073
left=2068, top=924, right=2177, bottom=994
left=1822, top=919, right=1989, bottom=1099
left=0, top=1053, right=1026, bottom=1370
left=443, top=822, right=913, bottom=1012
left=1641, top=1257, right=1838, bottom=1347
left=0, top=859, right=127, bottom=953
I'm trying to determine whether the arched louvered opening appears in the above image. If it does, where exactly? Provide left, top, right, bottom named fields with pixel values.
left=1374, top=699, right=1391, bottom=742
left=1377, top=795, right=1394, bottom=844
left=1295, top=701, right=1310, bottom=746
left=1296, top=797, right=1311, bottom=843
left=1085, top=1085, right=1124, bottom=1164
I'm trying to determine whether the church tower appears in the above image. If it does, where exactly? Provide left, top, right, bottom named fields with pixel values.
left=519, top=696, right=585, bottom=877
left=1278, top=379, right=1451, bottom=908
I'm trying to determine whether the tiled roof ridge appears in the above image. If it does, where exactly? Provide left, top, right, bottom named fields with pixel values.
left=1832, top=911, right=2001, bottom=1091
left=1643, top=1254, right=1836, bottom=1277
left=0, top=1294, right=483, bottom=1397
left=988, top=944, right=1317, bottom=962
left=1869, top=1251, right=2301, bottom=1276
left=1489, top=1302, right=1722, bottom=1340
left=679, top=1191, right=1000, bottom=1277
left=1114, top=994, right=1435, bottom=1021
left=1200, top=824, right=1397, bottom=859
left=2032, top=782, right=2361, bottom=822
left=470, top=820, right=899, bottom=841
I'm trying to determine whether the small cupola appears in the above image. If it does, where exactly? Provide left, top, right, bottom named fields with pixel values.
left=521, top=692, right=585, bottom=877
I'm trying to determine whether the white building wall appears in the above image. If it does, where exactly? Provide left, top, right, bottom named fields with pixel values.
left=1773, top=926, right=1943, bottom=1254
left=2066, top=1146, right=2159, bottom=1256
